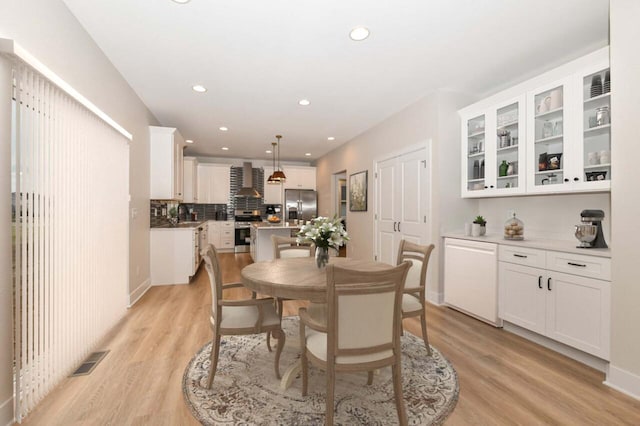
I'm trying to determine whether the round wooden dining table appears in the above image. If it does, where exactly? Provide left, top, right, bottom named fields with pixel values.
left=241, top=256, right=394, bottom=303
left=241, top=256, right=394, bottom=389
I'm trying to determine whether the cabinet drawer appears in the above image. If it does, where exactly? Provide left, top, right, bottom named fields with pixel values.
left=546, top=251, right=611, bottom=281
left=499, top=245, right=546, bottom=268
left=220, top=239, right=234, bottom=248
left=221, top=230, right=233, bottom=237
left=221, top=221, right=234, bottom=229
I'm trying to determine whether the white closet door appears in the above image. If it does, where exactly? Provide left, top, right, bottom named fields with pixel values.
left=375, top=146, right=429, bottom=263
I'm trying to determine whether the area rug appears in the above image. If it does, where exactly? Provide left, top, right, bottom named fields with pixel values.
left=183, top=317, right=458, bottom=425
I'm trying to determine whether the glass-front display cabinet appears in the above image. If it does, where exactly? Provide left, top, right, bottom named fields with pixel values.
left=580, top=65, right=611, bottom=190
left=527, top=80, right=567, bottom=192
left=461, top=96, right=525, bottom=198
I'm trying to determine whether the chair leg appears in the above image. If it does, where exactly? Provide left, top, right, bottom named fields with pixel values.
left=326, top=364, right=335, bottom=426
left=391, top=362, right=407, bottom=426
left=299, top=320, right=309, bottom=396
left=367, top=371, right=374, bottom=385
left=420, top=313, right=432, bottom=356
left=274, top=329, right=285, bottom=379
left=206, top=331, right=222, bottom=389
left=266, top=331, right=272, bottom=352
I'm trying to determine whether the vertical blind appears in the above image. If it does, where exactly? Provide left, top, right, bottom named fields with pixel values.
left=10, top=58, right=130, bottom=421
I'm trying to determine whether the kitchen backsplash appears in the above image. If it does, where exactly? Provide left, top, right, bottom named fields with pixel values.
left=150, top=166, right=273, bottom=226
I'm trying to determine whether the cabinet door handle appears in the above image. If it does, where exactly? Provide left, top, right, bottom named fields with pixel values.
left=564, top=178, right=569, bottom=182
left=393, top=222, right=397, bottom=232
left=573, top=177, right=579, bottom=182
left=538, top=276, right=542, bottom=289
left=398, top=222, right=401, bottom=232
left=513, top=254, right=528, bottom=258
left=547, top=277, right=552, bottom=291
left=567, top=262, right=586, bottom=267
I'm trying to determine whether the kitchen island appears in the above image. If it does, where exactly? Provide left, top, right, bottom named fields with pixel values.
left=250, top=222, right=302, bottom=262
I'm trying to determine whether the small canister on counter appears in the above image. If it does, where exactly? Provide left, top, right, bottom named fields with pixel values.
left=504, top=212, right=524, bottom=240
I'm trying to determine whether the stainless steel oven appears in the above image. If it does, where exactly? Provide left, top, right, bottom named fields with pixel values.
left=234, top=210, right=261, bottom=253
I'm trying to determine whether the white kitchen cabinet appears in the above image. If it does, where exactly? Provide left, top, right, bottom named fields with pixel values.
left=197, top=164, right=230, bottom=204
left=263, top=169, right=283, bottom=204
left=207, top=220, right=234, bottom=252
left=460, top=95, right=526, bottom=198
left=150, top=126, right=184, bottom=200
left=183, top=157, right=198, bottom=203
left=459, top=47, right=610, bottom=198
left=498, top=245, right=611, bottom=359
left=443, top=238, right=500, bottom=325
left=150, top=228, right=198, bottom=285
left=282, top=166, right=316, bottom=190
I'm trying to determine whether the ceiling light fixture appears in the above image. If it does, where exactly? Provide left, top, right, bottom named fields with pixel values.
left=221, top=147, right=229, bottom=151
left=298, top=99, right=310, bottom=106
left=349, top=26, right=370, bottom=41
left=185, top=139, right=194, bottom=144
left=265, top=150, right=272, bottom=154
left=219, top=126, right=228, bottom=131
left=267, top=142, right=279, bottom=184
left=171, top=0, right=191, bottom=4
left=270, top=135, right=287, bottom=183
left=327, top=136, right=335, bottom=141
left=192, top=84, right=207, bottom=93
left=305, top=153, right=311, bottom=156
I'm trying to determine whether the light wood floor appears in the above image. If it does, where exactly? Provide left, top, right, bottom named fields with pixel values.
left=20, top=253, right=640, bottom=425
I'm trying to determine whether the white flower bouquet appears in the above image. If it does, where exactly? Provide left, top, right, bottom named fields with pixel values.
left=296, top=216, right=349, bottom=250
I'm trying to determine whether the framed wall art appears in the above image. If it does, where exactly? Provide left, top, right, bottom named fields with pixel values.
left=349, top=170, right=368, bottom=212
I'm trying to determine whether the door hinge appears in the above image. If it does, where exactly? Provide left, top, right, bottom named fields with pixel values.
left=374, top=213, right=377, bottom=220
left=421, top=160, right=426, bottom=168
left=374, top=255, right=377, bottom=261
left=424, top=216, right=427, bottom=223
left=374, top=172, right=378, bottom=178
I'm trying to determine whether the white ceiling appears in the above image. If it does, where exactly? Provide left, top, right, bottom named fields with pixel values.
left=63, top=0, right=608, bottom=161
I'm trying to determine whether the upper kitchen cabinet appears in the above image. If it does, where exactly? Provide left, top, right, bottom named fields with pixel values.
left=262, top=170, right=282, bottom=204
left=282, top=166, right=316, bottom=190
left=183, top=157, right=198, bottom=203
left=459, top=47, right=610, bottom=198
left=197, top=163, right=230, bottom=204
left=461, top=95, right=526, bottom=198
left=150, top=126, right=184, bottom=200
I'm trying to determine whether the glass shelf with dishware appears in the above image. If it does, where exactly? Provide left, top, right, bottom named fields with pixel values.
left=583, top=92, right=611, bottom=106
left=534, top=107, right=563, bottom=120
left=468, top=151, right=485, bottom=158
left=584, top=123, right=610, bottom=136
left=584, top=163, right=611, bottom=170
left=496, top=145, right=518, bottom=153
left=535, top=134, right=563, bottom=144
left=582, top=67, right=610, bottom=184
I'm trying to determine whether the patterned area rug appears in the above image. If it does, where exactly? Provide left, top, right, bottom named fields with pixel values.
left=183, top=317, right=459, bottom=425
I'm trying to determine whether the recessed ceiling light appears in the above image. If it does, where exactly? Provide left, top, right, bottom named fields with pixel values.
left=298, top=99, right=310, bottom=106
left=349, top=26, right=370, bottom=41
left=172, top=0, right=191, bottom=3
left=192, top=84, right=207, bottom=93
left=219, top=126, right=228, bottom=131
left=185, top=139, right=194, bottom=144
left=305, top=153, right=312, bottom=156
left=265, top=150, right=272, bottom=154
left=327, top=136, right=335, bottom=141
left=221, top=147, right=229, bottom=151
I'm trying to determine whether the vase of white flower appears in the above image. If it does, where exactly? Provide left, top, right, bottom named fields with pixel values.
left=296, top=216, right=349, bottom=269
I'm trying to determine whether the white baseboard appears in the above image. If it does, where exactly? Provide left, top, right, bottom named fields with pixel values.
left=426, top=290, right=443, bottom=305
left=503, top=322, right=608, bottom=372
left=128, top=278, right=151, bottom=308
left=605, top=364, right=640, bottom=400
left=0, top=396, right=14, bottom=426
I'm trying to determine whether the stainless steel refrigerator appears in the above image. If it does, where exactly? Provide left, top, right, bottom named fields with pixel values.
left=285, top=189, right=317, bottom=222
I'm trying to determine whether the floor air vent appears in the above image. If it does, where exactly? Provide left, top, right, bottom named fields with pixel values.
left=70, top=350, right=109, bottom=377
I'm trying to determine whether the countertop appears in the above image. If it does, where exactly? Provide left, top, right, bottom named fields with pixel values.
left=442, top=231, right=611, bottom=258
left=151, top=220, right=208, bottom=230
left=252, top=222, right=302, bottom=230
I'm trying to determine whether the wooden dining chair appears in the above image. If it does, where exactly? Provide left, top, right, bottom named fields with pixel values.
left=298, top=262, right=411, bottom=426
left=271, top=235, right=314, bottom=258
left=396, top=240, right=435, bottom=355
left=202, top=244, right=285, bottom=388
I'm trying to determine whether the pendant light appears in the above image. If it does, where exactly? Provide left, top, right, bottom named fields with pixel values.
left=271, top=134, right=286, bottom=182
left=267, top=142, right=279, bottom=184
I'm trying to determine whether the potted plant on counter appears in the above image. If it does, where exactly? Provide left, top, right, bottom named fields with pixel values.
left=472, top=215, right=487, bottom=236
left=168, top=207, right=178, bottom=227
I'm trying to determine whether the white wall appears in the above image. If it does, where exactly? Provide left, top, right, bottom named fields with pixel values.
left=0, top=1, right=158, bottom=421
left=477, top=193, right=611, bottom=242
left=315, top=90, right=476, bottom=301
left=608, top=0, right=640, bottom=399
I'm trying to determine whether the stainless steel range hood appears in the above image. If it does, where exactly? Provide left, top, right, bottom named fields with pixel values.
left=234, top=162, right=262, bottom=198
